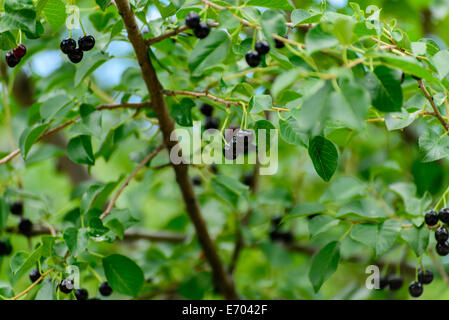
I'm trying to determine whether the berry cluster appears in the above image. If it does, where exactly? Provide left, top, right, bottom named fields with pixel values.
left=425, top=209, right=449, bottom=256
left=185, top=12, right=210, bottom=40
left=269, top=217, right=293, bottom=244
left=223, top=128, right=255, bottom=160
left=5, top=44, right=27, bottom=68
left=245, top=40, right=269, bottom=68
left=408, top=269, right=433, bottom=298
left=60, top=35, right=95, bottom=64
left=56, top=277, right=113, bottom=300
left=377, top=275, right=403, bottom=291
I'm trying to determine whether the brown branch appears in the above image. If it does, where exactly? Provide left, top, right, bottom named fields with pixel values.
left=100, top=144, right=165, bottom=220
left=145, top=23, right=219, bottom=46
left=163, top=89, right=242, bottom=106
left=114, top=0, right=238, bottom=300
left=417, top=79, right=449, bottom=131
left=97, top=101, right=151, bottom=111
left=8, top=269, right=54, bottom=300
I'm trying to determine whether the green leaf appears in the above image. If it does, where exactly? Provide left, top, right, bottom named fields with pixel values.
left=350, top=223, right=377, bottom=251
left=245, top=0, right=294, bottom=10
left=67, top=135, right=95, bottom=165
left=0, top=0, right=36, bottom=33
left=385, top=109, right=421, bottom=131
left=305, top=24, right=339, bottom=55
left=211, top=175, right=248, bottom=207
left=380, top=55, right=436, bottom=82
left=249, top=95, right=272, bottom=114
left=309, top=241, right=340, bottom=293
left=103, top=254, right=144, bottom=297
left=308, top=136, right=338, bottom=182
left=254, top=119, right=275, bottom=149
left=283, top=202, right=327, bottom=222
left=42, top=0, right=66, bottom=32
left=0, top=198, right=9, bottom=232
left=432, top=50, right=449, bottom=80
left=308, top=215, right=339, bottom=238
left=365, top=66, right=403, bottom=112
left=63, top=227, right=89, bottom=257
left=376, top=219, right=401, bottom=256
left=320, top=177, right=365, bottom=202
left=96, top=0, right=111, bottom=10
left=40, top=94, right=71, bottom=121
left=401, top=224, right=429, bottom=257
left=271, top=69, right=300, bottom=99
left=170, top=98, right=194, bottom=127
left=178, top=272, right=212, bottom=300
left=10, top=245, right=42, bottom=284
left=188, top=30, right=231, bottom=76
left=279, top=117, right=308, bottom=148
left=337, top=198, right=388, bottom=221
left=331, top=16, right=356, bottom=45
left=260, top=9, right=287, bottom=48
left=19, top=123, right=50, bottom=159
left=75, top=51, right=109, bottom=87
left=291, top=9, right=311, bottom=26
left=419, top=129, right=449, bottom=162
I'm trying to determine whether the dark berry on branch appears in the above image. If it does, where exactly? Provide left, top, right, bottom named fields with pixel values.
left=408, top=281, right=423, bottom=298
left=18, top=217, right=32, bottom=236
left=29, top=269, right=41, bottom=283
left=10, top=201, right=23, bottom=215
left=5, top=51, right=20, bottom=68
left=274, top=36, right=286, bottom=49
left=78, top=35, right=95, bottom=51
left=68, top=48, right=84, bottom=64
left=243, top=173, right=254, bottom=187
left=200, top=103, right=213, bottom=117
left=205, top=117, right=219, bottom=130
left=425, top=210, right=438, bottom=226
left=192, top=176, right=202, bottom=186
left=75, top=288, right=89, bottom=300
left=245, top=51, right=261, bottom=67
left=418, top=269, right=433, bottom=285
left=60, top=38, right=76, bottom=54
left=255, top=40, right=270, bottom=55
left=194, top=23, right=210, bottom=39
left=436, top=241, right=449, bottom=256
left=59, top=278, right=74, bottom=294
left=13, top=44, right=27, bottom=59
left=0, top=239, right=12, bottom=256
left=439, top=208, right=449, bottom=224
left=185, top=12, right=200, bottom=29
left=435, top=227, right=449, bottom=242
left=99, top=281, right=113, bottom=296
left=379, top=276, right=388, bottom=289
left=388, top=276, right=403, bottom=290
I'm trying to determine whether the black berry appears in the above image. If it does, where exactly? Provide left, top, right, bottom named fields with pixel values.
left=192, top=176, right=202, bottom=186
left=436, top=227, right=449, bottom=242
left=13, top=44, right=27, bottom=59
left=200, top=103, right=214, bottom=117
left=99, top=281, right=113, bottom=296
left=75, top=288, right=89, bottom=300
left=378, top=276, right=388, bottom=289
left=418, top=269, right=433, bottom=285
left=29, top=269, right=41, bottom=283
left=255, top=41, right=270, bottom=55
left=243, top=173, right=254, bottom=187
left=68, top=48, right=83, bottom=64
left=185, top=11, right=200, bottom=29
left=205, top=117, right=219, bottom=130
left=0, top=239, right=12, bottom=256
left=245, top=51, right=261, bottom=67
left=388, top=276, right=403, bottom=290
left=5, top=51, right=20, bottom=68
left=18, top=217, right=32, bottom=236
left=59, top=278, right=74, bottom=294
left=10, top=201, right=23, bottom=215
left=274, top=36, right=286, bottom=49
left=193, top=22, right=210, bottom=39
left=437, top=241, right=449, bottom=256
left=271, top=216, right=282, bottom=226
left=425, top=210, right=439, bottom=226
left=408, top=281, right=423, bottom=298
left=60, top=38, right=76, bottom=54
left=439, top=208, right=449, bottom=224
left=78, top=35, right=95, bottom=51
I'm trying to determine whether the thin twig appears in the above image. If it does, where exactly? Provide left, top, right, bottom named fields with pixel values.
left=417, top=79, right=449, bottom=131
left=8, top=269, right=54, bottom=300
left=100, top=144, right=165, bottom=220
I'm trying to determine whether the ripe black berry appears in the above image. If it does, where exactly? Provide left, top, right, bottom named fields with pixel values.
left=245, top=51, right=261, bottom=67
left=378, top=276, right=388, bottom=289
left=425, top=210, right=438, bottom=226
left=439, top=208, right=449, bottom=224
left=18, top=217, right=32, bottom=236
left=5, top=51, right=20, bottom=68
left=0, top=239, right=12, bottom=256
left=68, top=48, right=83, bottom=64
left=200, top=103, right=214, bottom=117
left=418, top=269, right=433, bottom=285
left=192, top=176, right=202, bottom=186
left=75, top=288, right=89, bottom=300
left=193, top=22, right=210, bottom=39
left=274, top=36, right=286, bottom=49
left=437, top=241, right=449, bottom=256
left=243, top=173, right=254, bottom=187
left=29, top=269, right=41, bottom=283
left=13, top=44, right=27, bottom=59
left=388, top=276, right=403, bottom=290
left=271, top=216, right=282, bottom=226
left=99, top=281, right=113, bottom=296
left=435, top=227, right=449, bottom=242
left=269, top=228, right=283, bottom=241
left=60, top=38, right=76, bottom=54
left=59, top=278, right=74, bottom=294
left=255, top=41, right=270, bottom=55
left=10, top=201, right=23, bottom=215
left=78, top=35, right=95, bottom=51
left=185, top=11, right=200, bottom=29
left=205, top=117, right=219, bottom=130
left=408, top=281, right=423, bottom=298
